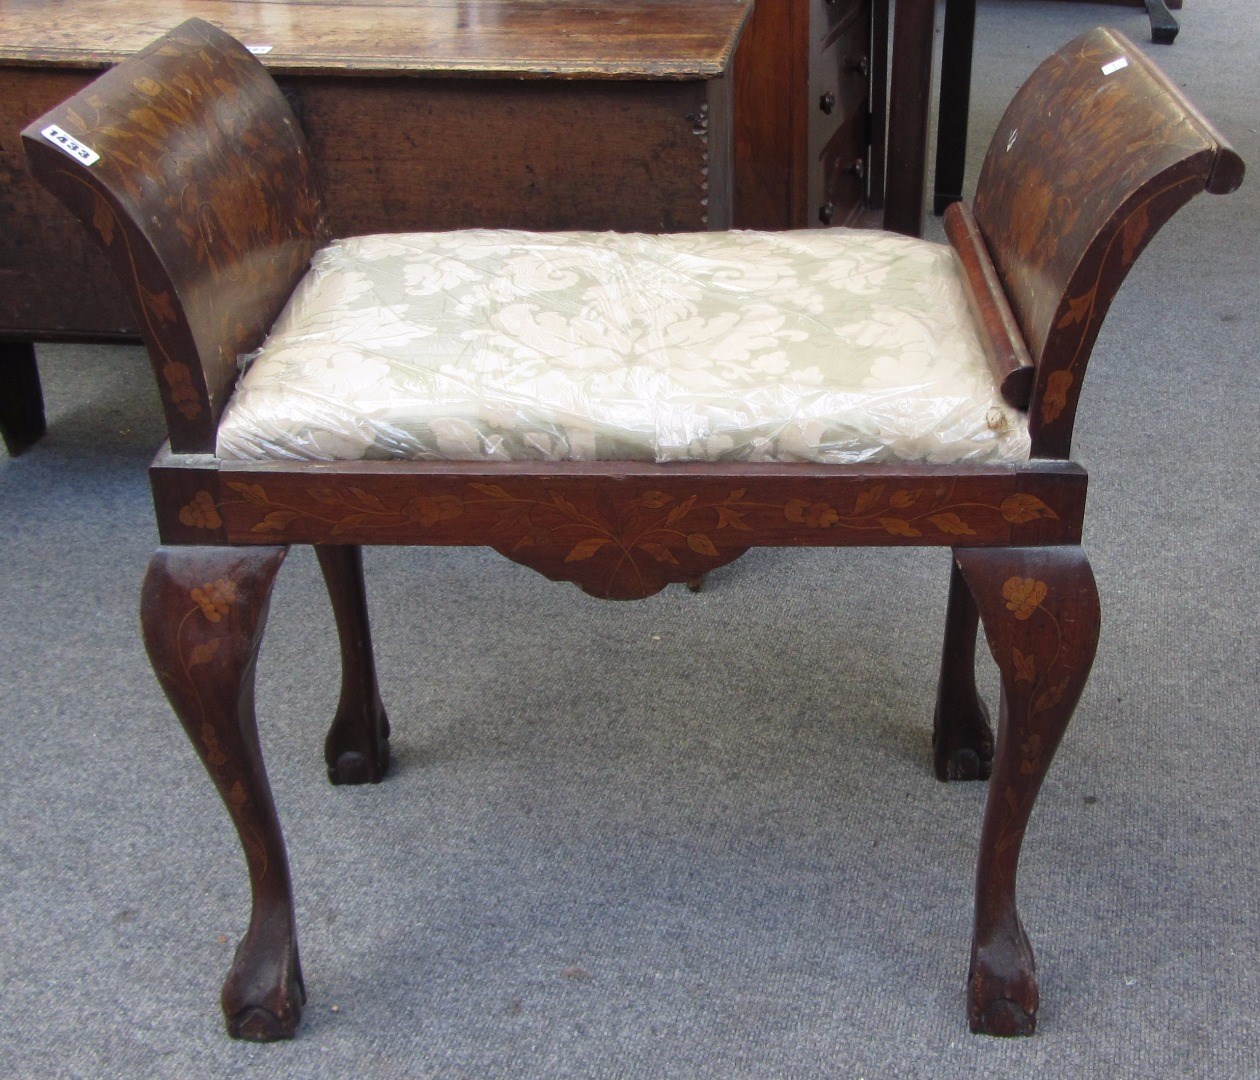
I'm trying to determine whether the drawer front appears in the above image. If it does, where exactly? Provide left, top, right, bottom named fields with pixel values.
left=808, top=10, right=871, bottom=162
left=810, top=108, right=868, bottom=227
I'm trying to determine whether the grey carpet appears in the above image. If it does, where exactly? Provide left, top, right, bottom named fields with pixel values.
left=2, top=2, right=1257, bottom=1076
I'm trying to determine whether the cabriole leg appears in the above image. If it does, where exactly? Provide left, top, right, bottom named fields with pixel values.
left=315, top=544, right=390, bottom=785
left=141, top=545, right=304, bottom=1041
left=933, top=557, right=994, bottom=781
left=954, top=546, right=1100, bottom=1036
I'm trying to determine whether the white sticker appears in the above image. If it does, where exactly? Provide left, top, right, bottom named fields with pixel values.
left=246, top=44, right=273, bottom=55
left=40, top=124, right=100, bottom=166
left=1101, top=57, right=1129, bottom=76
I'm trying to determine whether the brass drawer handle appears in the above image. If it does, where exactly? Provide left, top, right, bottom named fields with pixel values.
left=847, top=54, right=871, bottom=78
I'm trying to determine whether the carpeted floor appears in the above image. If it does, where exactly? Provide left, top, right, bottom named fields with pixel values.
left=2, top=2, right=1257, bottom=1076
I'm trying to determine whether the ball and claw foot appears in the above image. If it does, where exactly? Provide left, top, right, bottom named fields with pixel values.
left=328, top=740, right=389, bottom=785
left=326, top=701, right=391, bottom=786
left=967, top=919, right=1038, bottom=1037
left=222, top=926, right=306, bottom=1041
left=932, top=698, right=994, bottom=782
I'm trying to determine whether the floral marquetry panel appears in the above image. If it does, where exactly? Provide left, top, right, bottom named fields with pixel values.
left=22, top=19, right=328, bottom=451
left=146, top=459, right=1086, bottom=598
left=971, top=27, right=1242, bottom=456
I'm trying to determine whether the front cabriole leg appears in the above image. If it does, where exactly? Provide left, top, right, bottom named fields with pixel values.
left=141, top=545, right=304, bottom=1041
left=315, top=545, right=390, bottom=785
left=954, top=546, right=1100, bottom=1036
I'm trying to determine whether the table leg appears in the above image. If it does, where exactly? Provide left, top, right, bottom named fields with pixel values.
left=0, top=341, right=46, bottom=456
left=933, top=0, right=977, bottom=215
left=1146, top=0, right=1179, bottom=43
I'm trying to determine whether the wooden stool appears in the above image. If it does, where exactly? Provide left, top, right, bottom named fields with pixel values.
left=24, top=19, right=1240, bottom=1040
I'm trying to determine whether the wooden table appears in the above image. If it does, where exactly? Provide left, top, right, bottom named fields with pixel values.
left=0, top=0, right=943, bottom=456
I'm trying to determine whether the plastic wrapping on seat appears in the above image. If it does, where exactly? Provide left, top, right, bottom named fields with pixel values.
left=215, top=229, right=1031, bottom=465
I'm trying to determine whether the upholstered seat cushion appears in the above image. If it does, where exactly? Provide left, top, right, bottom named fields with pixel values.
left=215, top=229, right=1031, bottom=464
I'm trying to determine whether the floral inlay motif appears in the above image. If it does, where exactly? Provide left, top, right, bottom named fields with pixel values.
left=224, top=480, right=1062, bottom=551
left=179, top=491, right=223, bottom=530
left=1001, top=577, right=1048, bottom=620
left=192, top=578, right=239, bottom=623
left=150, top=572, right=268, bottom=878
left=44, top=18, right=326, bottom=441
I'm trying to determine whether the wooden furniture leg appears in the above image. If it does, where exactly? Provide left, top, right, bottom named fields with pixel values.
left=141, top=545, right=305, bottom=1041
left=315, top=544, right=391, bottom=785
left=954, top=545, right=1099, bottom=1035
left=933, top=556, right=993, bottom=781
left=0, top=340, right=46, bottom=456
left=1146, top=0, right=1179, bottom=43
left=933, top=0, right=976, bottom=215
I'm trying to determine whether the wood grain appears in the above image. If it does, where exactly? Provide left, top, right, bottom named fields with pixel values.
left=0, top=0, right=753, bottom=78
left=944, top=201, right=1034, bottom=409
left=972, top=27, right=1243, bottom=455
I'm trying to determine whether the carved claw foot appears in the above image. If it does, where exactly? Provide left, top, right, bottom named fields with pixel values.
left=933, top=696, right=994, bottom=781
left=685, top=573, right=707, bottom=593
left=316, top=545, right=391, bottom=786
left=327, top=699, right=390, bottom=785
left=968, top=917, right=1038, bottom=1036
left=222, top=913, right=306, bottom=1041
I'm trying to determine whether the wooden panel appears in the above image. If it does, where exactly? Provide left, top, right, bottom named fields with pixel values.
left=0, top=0, right=752, bottom=78
left=731, top=0, right=807, bottom=229
left=164, top=455, right=1087, bottom=554
left=296, top=76, right=716, bottom=234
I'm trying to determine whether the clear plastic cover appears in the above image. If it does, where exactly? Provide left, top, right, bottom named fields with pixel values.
left=216, top=229, right=1030, bottom=465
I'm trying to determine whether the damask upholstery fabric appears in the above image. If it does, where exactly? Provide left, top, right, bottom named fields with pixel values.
left=215, top=229, right=1031, bottom=465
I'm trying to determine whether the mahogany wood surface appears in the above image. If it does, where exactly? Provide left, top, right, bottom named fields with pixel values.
left=956, top=544, right=1100, bottom=1035
left=140, top=544, right=304, bottom=1041
left=23, top=19, right=1243, bottom=1041
left=944, top=202, right=1034, bottom=409
left=971, top=27, right=1242, bottom=456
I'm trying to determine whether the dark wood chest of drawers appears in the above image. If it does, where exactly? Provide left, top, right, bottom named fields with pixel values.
left=733, top=0, right=878, bottom=229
